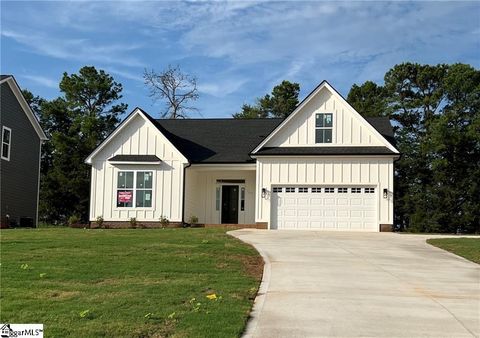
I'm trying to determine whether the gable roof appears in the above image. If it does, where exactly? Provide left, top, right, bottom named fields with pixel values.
left=0, top=75, right=47, bottom=140
left=151, top=115, right=395, bottom=163
left=85, top=108, right=188, bottom=164
left=87, top=107, right=397, bottom=164
left=251, top=80, right=399, bottom=154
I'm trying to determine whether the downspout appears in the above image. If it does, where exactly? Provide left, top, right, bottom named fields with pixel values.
left=393, top=153, right=402, bottom=231
left=181, top=162, right=192, bottom=226
left=35, top=139, right=43, bottom=228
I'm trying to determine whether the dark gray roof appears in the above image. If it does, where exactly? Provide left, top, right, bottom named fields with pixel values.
left=365, top=117, right=395, bottom=145
left=153, top=118, right=282, bottom=163
left=1, top=75, right=12, bottom=81
left=109, top=154, right=161, bottom=162
left=254, top=146, right=396, bottom=156
left=139, top=110, right=396, bottom=163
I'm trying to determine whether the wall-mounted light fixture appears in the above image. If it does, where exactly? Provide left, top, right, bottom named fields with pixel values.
left=261, top=188, right=267, bottom=198
left=383, top=188, right=388, bottom=199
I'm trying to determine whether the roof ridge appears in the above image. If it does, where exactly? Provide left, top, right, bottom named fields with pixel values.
left=155, top=117, right=284, bottom=121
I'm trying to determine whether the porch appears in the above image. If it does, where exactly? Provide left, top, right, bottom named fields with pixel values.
left=184, top=164, right=261, bottom=226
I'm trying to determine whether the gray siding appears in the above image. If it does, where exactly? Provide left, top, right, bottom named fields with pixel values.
left=0, top=81, right=41, bottom=227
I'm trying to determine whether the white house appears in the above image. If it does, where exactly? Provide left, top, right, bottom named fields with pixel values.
left=85, top=81, right=400, bottom=231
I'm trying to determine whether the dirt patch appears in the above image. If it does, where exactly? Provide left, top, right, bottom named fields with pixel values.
left=235, top=254, right=264, bottom=281
left=37, top=290, right=80, bottom=299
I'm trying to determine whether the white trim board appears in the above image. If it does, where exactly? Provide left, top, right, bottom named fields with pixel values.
left=1, top=76, right=47, bottom=141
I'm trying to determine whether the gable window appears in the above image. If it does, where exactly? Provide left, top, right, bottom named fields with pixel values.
left=1, top=126, right=11, bottom=161
left=315, top=113, right=333, bottom=143
left=117, top=171, right=153, bottom=208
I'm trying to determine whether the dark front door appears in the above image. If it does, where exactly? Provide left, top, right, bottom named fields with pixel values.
left=221, top=185, right=239, bottom=224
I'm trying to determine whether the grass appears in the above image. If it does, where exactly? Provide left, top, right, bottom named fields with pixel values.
left=427, top=238, right=480, bottom=264
left=0, top=228, right=263, bottom=337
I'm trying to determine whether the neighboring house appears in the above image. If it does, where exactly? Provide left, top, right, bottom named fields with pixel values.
left=0, top=75, right=48, bottom=228
left=86, top=81, right=399, bottom=231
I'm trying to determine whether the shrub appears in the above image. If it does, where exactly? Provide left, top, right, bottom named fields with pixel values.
left=189, top=215, right=199, bottom=225
left=68, top=215, right=80, bottom=226
left=159, top=215, right=169, bottom=228
left=95, top=216, right=104, bottom=228
left=129, top=217, right=137, bottom=228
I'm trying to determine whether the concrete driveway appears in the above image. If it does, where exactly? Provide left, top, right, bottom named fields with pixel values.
left=230, top=230, right=480, bottom=338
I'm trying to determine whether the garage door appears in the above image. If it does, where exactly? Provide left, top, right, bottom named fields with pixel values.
left=271, top=186, right=378, bottom=231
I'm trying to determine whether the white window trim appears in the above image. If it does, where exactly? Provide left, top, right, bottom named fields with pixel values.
left=114, top=169, right=155, bottom=210
left=1, top=126, right=12, bottom=161
left=315, top=113, right=333, bottom=144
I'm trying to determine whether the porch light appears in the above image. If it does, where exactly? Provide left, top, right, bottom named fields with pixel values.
left=383, top=188, right=388, bottom=199
left=261, top=188, right=267, bottom=198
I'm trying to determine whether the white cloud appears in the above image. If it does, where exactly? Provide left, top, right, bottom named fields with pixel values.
left=1, top=29, right=144, bottom=67
left=198, top=77, right=249, bottom=97
left=20, top=74, right=58, bottom=89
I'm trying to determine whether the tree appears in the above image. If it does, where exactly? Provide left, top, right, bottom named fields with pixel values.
left=347, top=62, right=480, bottom=233
left=346, top=81, right=388, bottom=117
left=234, top=80, right=300, bottom=119
left=425, top=64, right=480, bottom=233
left=144, top=65, right=199, bottom=119
left=35, top=66, right=127, bottom=224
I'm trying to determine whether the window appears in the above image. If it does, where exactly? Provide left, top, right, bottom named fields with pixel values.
left=311, top=187, right=321, bottom=193
left=338, top=188, right=348, bottom=193
left=240, top=187, right=245, bottom=211
left=1, top=126, right=11, bottom=161
left=351, top=187, right=362, bottom=193
left=365, top=188, right=375, bottom=193
left=325, top=188, right=335, bottom=193
left=116, top=171, right=153, bottom=208
left=315, top=113, right=333, bottom=143
left=285, top=187, right=296, bottom=193
left=298, top=187, right=308, bottom=193
left=272, top=187, right=283, bottom=193
left=135, top=172, right=153, bottom=207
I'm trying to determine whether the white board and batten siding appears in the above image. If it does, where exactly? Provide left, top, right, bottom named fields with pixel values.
left=89, top=113, right=188, bottom=222
left=255, top=157, right=394, bottom=230
left=263, top=85, right=387, bottom=148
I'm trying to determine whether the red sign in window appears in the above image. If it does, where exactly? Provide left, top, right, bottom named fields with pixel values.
left=118, top=191, right=132, bottom=202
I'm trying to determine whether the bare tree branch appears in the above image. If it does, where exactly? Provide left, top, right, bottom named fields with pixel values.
left=144, top=65, right=199, bottom=119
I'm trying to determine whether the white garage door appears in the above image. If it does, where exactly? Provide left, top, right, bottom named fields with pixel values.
left=271, top=186, right=378, bottom=231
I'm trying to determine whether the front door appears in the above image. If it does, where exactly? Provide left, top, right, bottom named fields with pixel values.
left=221, top=185, right=239, bottom=224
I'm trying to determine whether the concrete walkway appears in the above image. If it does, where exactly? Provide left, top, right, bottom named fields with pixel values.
left=230, top=230, right=480, bottom=338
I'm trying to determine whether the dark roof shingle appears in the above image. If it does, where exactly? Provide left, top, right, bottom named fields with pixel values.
left=154, top=118, right=282, bottom=163
left=142, top=114, right=396, bottom=163
left=109, top=154, right=161, bottom=162
left=254, top=146, right=396, bottom=156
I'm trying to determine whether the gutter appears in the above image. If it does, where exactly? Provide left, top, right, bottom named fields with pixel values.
left=181, top=162, right=192, bottom=226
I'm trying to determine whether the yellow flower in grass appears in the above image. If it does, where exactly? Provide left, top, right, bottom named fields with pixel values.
left=206, top=293, right=217, bottom=300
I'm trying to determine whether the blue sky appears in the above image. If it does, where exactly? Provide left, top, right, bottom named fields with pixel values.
left=1, top=1, right=479, bottom=118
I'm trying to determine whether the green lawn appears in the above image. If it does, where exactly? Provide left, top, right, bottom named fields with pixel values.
left=0, top=228, right=263, bottom=337
left=427, top=238, right=480, bottom=264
